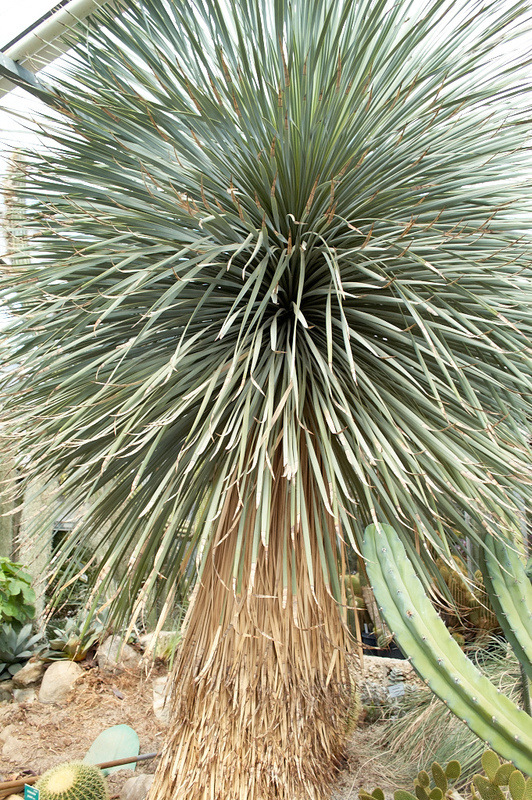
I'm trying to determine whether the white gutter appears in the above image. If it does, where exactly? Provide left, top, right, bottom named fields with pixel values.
left=0, top=0, right=122, bottom=100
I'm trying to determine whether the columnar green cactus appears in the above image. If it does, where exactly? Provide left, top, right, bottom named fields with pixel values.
left=362, top=524, right=532, bottom=775
left=479, top=537, right=532, bottom=682
left=35, top=761, right=109, bottom=800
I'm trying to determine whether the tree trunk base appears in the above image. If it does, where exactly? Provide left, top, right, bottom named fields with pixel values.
left=148, top=480, right=353, bottom=800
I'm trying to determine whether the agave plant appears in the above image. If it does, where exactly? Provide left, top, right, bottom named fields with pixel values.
left=0, top=623, right=43, bottom=680
left=1, top=0, right=531, bottom=797
left=44, top=610, right=109, bottom=662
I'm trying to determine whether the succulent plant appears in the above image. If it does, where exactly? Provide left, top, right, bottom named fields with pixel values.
left=436, top=557, right=500, bottom=641
left=344, top=572, right=372, bottom=634
left=45, top=612, right=108, bottom=662
left=362, top=524, right=532, bottom=774
left=478, top=537, right=532, bottom=683
left=360, top=758, right=462, bottom=800
left=0, top=622, right=43, bottom=680
left=35, top=761, right=109, bottom=800
left=359, top=752, right=531, bottom=800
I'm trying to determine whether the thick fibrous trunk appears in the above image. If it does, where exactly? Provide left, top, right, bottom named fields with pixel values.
left=148, top=469, right=352, bottom=800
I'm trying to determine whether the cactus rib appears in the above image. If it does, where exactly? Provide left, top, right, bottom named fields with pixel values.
left=362, top=524, right=532, bottom=775
left=479, top=537, right=532, bottom=682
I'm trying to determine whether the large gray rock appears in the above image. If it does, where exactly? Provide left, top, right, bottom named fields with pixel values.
left=97, top=636, right=141, bottom=671
left=38, top=660, right=83, bottom=704
left=12, top=659, right=46, bottom=687
left=119, top=774, right=154, bottom=800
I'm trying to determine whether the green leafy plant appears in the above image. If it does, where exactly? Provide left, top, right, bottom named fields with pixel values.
left=0, top=622, right=43, bottom=680
left=35, top=761, right=109, bottom=800
left=0, top=557, right=36, bottom=626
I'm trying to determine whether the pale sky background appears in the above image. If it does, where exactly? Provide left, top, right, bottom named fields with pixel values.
left=1, top=0, right=59, bottom=50
left=1, top=2, right=62, bottom=325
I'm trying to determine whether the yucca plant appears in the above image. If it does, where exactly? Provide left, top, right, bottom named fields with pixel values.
left=1, top=0, right=532, bottom=798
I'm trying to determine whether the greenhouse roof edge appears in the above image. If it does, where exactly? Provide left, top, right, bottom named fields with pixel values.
left=0, top=0, right=120, bottom=100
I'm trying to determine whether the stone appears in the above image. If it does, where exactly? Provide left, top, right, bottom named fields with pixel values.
left=139, top=631, right=176, bottom=660
left=119, top=774, right=154, bottom=800
left=0, top=682, right=13, bottom=703
left=12, top=659, right=46, bottom=687
left=0, top=724, right=17, bottom=745
left=362, top=655, right=421, bottom=684
left=38, top=660, right=83, bottom=704
left=2, top=735, right=25, bottom=762
left=97, top=636, right=141, bottom=671
left=152, top=675, right=171, bottom=724
left=358, top=654, right=425, bottom=710
left=13, top=687, right=37, bottom=703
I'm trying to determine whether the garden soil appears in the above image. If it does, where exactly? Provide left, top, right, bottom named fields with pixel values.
left=0, top=660, right=397, bottom=799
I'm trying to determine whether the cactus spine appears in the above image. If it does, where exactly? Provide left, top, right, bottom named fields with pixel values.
left=362, top=523, right=532, bottom=775
left=35, top=761, right=109, bottom=800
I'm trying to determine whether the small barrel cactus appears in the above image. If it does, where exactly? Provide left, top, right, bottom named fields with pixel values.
left=35, top=761, right=109, bottom=800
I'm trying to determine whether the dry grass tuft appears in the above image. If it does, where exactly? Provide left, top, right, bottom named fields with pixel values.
left=334, top=726, right=401, bottom=800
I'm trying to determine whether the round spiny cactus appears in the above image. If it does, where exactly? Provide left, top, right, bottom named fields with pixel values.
left=35, top=762, right=109, bottom=800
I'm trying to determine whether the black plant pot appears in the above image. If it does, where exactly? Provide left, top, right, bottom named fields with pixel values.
left=361, top=632, right=405, bottom=660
